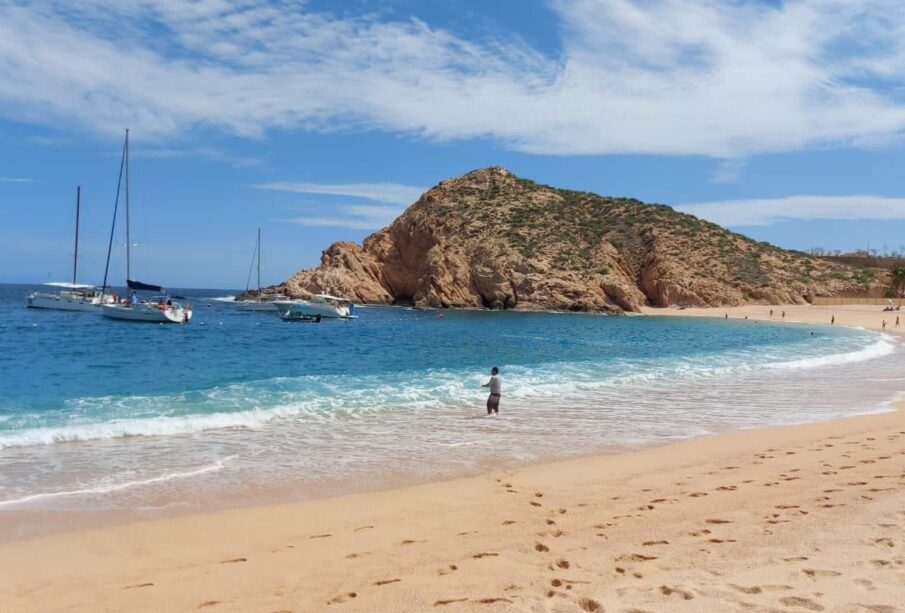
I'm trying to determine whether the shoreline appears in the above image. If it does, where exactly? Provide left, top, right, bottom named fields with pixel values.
left=1, top=304, right=904, bottom=610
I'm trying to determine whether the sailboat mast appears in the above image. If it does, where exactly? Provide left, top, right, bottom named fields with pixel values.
left=257, top=228, right=261, bottom=290
left=125, top=128, right=131, bottom=281
left=73, top=185, right=81, bottom=285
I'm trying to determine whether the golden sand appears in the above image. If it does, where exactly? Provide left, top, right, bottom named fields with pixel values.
left=1, top=304, right=903, bottom=611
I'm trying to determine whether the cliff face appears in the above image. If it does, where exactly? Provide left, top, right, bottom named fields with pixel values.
left=267, top=167, right=874, bottom=313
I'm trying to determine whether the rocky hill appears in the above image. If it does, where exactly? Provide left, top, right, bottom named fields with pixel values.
left=258, top=167, right=878, bottom=313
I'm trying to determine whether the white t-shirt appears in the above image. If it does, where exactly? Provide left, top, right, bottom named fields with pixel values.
left=486, top=374, right=501, bottom=395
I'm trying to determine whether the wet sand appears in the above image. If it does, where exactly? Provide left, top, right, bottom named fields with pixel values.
left=1, top=304, right=904, bottom=611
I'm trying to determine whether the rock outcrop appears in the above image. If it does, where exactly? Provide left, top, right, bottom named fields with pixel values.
left=258, top=167, right=877, bottom=313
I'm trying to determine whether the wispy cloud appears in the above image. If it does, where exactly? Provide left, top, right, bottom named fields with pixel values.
left=133, top=147, right=262, bottom=168
left=679, top=195, right=905, bottom=226
left=262, top=181, right=424, bottom=230
left=0, top=176, right=34, bottom=183
left=285, top=203, right=404, bottom=231
left=1, top=1, right=905, bottom=157
left=254, top=182, right=425, bottom=205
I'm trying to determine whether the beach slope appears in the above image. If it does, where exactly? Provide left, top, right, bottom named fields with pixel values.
left=2, top=394, right=903, bottom=611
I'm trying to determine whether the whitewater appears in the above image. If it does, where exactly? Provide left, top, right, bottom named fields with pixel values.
left=1, top=284, right=904, bottom=528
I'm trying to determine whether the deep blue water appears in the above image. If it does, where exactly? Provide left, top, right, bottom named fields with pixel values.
left=0, top=283, right=902, bottom=528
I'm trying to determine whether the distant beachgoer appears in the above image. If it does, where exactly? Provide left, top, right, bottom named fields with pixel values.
left=770, top=309, right=773, bottom=317
left=897, top=316, right=900, bottom=327
left=725, top=313, right=728, bottom=319
left=782, top=311, right=785, bottom=319
left=482, top=367, right=501, bottom=415
left=882, top=320, right=887, bottom=330
left=831, top=315, right=835, bottom=325
left=744, top=315, right=748, bottom=320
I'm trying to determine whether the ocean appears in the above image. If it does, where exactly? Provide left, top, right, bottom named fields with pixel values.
left=1, top=283, right=903, bottom=537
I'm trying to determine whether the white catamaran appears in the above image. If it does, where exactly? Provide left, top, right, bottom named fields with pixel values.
left=235, top=228, right=288, bottom=311
left=26, top=186, right=115, bottom=312
left=100, top=129, right=192, bottom=324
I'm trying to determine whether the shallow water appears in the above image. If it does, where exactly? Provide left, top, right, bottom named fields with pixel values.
left=1, top=283, right=903, bottom=536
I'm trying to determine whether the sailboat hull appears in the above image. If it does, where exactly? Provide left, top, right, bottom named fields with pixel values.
left=101, top=303, right=191, bottom=323
left=26, top=291, right=111, bottom=312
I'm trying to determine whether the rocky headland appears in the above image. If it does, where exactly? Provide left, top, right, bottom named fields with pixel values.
left=252, top=167, right=879, bottom=313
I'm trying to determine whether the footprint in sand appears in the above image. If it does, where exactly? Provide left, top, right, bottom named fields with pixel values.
left=802, top=569, right=841, bottom=578
left=472, top=552, right=499, bottom=559
left=552, top=559, right=570, bottom=569
left=309, top=534, right=332, bottom=539
left=706, top=519, right=732, bottom=524
left=434, top=598, right=469, bottom=606
left=219, top=557, right=246, bottom=564
left=779, top=596, right=824, bottom=611
left=729, top=584, right=762, bottom=594
left=373, top=578, right=401, bottom=586
left=124, top=582, right=154, bottom=589
left=660, top=585, right=694, bottom=600
left=530, top=501, right=542, bottom=507
left=197, top=600, right=220, bottom=608
left=642, top=540, right=669, bottom=546
left=327, top=592, right=358, bottom=605
left=577, top=597, right=602, bottom=611
left=353, top=525, right=373, bottom=532
left=688, top=529, right=711, bottom=537
left=501, top=520, right=517, bottom=525
left=535, top=542, right=550, bottom=552
left=616, top=553, right=657, bottom=562
left=437, top=564, right=458, bottom=576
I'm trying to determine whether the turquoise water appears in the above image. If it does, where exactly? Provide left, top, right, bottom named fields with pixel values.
left=1, top=283, right=903, bottom=532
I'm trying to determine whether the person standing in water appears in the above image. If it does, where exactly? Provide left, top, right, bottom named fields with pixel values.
left=482, top=367, right=502, bottom=415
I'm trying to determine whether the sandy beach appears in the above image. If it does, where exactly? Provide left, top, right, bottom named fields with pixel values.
left=2, top=305, right=904, bottom=612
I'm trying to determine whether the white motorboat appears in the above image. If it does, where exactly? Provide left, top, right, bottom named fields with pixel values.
left=26, top=186, right=114, bottom=312
left=236, top=295, right=289, bottom=311
left=274, top=292, right=356, bottom=319
left=102, top=296, right=192, bottom=323
left=27, top=283, right=114, bottom=312
left=98, top=129, right=192, bottom=324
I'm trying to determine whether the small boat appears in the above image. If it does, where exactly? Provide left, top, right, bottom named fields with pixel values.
left=26, top=186, right=115, bottom=312
left=102, top=293, right=192, bottom=323
left=274, top=291, right=356, bottom=319
left=99, top=129, right=192, bottom=324
left=235, top=229, right=287, bottom=311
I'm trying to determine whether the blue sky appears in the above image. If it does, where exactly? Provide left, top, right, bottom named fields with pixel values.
left=3, top=0, right=905, bottom=289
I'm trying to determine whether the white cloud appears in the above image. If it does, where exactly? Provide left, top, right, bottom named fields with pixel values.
left=254, top=182, right=425, bottom=205
left=679, top=195, right=905, bottom=226
left=286, top=203, right=404, bottom=231
left=133, top=147, right=261, bottom=168
left=1, top=1, right=905, bottom=156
